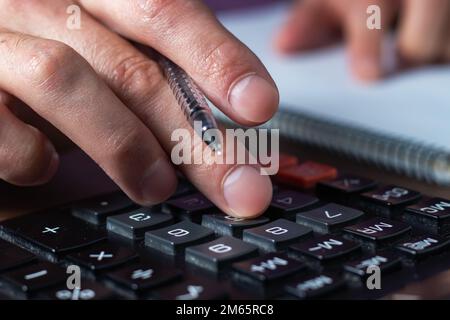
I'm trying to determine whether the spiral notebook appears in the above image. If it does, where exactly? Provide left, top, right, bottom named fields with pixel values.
left=214, top=2, right=450, bottom=185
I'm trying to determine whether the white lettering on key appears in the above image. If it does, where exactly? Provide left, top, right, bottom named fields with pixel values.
left=356, top=256, right=387, bottom=269
left=131, top=269, right=154, bottom=280
left=309, top=238, right=343, bottom=251
left=373, top=188, right=408, bottom=201
left=129, top=213, right=151, bottom=222
left=324, top=211, right=342, bottom=219
left=403, top=238, right=438, bottom=251
left=42, top=226, right=60, bottom=234
left=224, top=216, right=244, bottom=222
left=420, top=201, right=450, bottom=214
left=297, top=275, right=333, bottom=291
left=277, top=197, right=293, bottom=205
left=265, top=226, right=288, bottom=235
left=168, top=228, right=190, bottom=237
left=176, top=285, right=204, bottom=300
left=89, top=251, right=113, bottom=261
left=251, top=257, right=288, bottom=273
left=25, top=270, right=48, bottom=280
left=208, top=244, right=232, bottom=253
left=357, top=222, right=393, bottom=234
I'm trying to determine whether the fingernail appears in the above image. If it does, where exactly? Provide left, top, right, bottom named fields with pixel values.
left=223, top=165, right=272, bottom=218
left=229, top=74, right=279, bottom=123
left=141, top=159, right=177, bottom=204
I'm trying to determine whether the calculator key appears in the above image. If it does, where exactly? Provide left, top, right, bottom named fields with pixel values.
left=185, top=237, right=258, bottom=273
left=243, top=219, right=312, bottom=252
left=317, top=175, right=377, bottom=204
left=106, top=261, right=181, bottom=292
left=232, top=253, right=304, bottom=283
left=145, top=221, right=214, bottom=255
left=343, top=251, right=402, bottom=278
left=359, top=185, right=421, bottom=218
left=344, top=218, right=412, bottom=248
left=66, top=242, right=137, bottom=272
left=270, top=190, right=319, bottom=219
left=154, top=278, right=228, bottom=300
left=163, top=193, right=215, bottom=222
left=72, top=192, right=136, bottom=225
left=404, top=197, right=450, bottom=235
left=0, top=240, right=35, bottom=272
left=276, top=161, right=338, bottom=189
left=106, top=208, right=173, bottom=240
left=41, top=280, right=116, bottom=300
left=0, top=212, right=106, bottom=256
left=289, top=235, right=360, bottom=263
left=285, top=273, right=345, bottom=299
left=296, top=203, right=364, bottom=234
left=201, top=214, right=269, bottom=238
left=278, top=153, right=300, bottom=168
left=396, top=235, right=449, bottom=259
left=1, top=261, right=66, bottom=294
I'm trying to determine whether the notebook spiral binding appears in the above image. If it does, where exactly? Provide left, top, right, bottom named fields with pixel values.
left=214, top=108, right=450, bottom=186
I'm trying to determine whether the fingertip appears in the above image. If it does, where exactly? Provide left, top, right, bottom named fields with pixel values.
left=34, top=144, right=60, bottom=185
left=229, top=74, right=279, bottom=125
left=139, top=158, right=178, bottom=205
left=350, top=55, right=384, bottom=82
left=273, top=25, right=300, bottom=54
left=222, top=165, right=273, bottom=218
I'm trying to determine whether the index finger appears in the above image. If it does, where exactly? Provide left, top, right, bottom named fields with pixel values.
left=79, top=0, right=279, bottom=126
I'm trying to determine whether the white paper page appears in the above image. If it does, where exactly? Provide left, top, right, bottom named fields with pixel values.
left=218, top=3, right=450, bottom=151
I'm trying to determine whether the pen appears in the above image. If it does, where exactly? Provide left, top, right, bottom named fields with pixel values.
left=158, top=54, right=223, bottom=155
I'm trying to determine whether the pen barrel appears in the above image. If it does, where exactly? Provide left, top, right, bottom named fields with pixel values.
left=160, top=58, right=216, bottom=130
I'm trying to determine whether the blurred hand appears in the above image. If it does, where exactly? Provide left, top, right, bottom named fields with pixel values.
left=0, top=0, right=279, bottom=218
left=275, top=0, right=450, bottom=81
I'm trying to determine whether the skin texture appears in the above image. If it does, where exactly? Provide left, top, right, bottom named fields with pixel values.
left=275, top=0, right=450, bottom=82
left=0, top=0, right=279, bottom=218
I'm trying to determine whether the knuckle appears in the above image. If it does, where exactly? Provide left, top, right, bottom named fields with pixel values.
left=195, top=39, right=250, bottom=87
left=3, top=0, right=43, bottom=10
left=25, top=40, right=83, bottom=91
left=104, top=126, right=142, bottom=165
left=133, top=0, right=175, bottom=22
left=110, top=54, right=165, bottom=103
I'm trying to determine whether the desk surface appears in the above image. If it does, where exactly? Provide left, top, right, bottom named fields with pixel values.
left=1, top=143, right=449, bottom=222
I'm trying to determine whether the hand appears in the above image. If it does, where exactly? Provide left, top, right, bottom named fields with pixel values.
left=275, top=0, right=450, bottom=81
left=0, top=0, right=279, bottom=218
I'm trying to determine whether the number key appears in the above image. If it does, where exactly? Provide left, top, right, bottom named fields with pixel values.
left=106, top=208, right=173, bottom=239
left=296, top=203, right=364, bottom=234
left=145, top=221, right=214, bottom=255
left=163, top=193, right=215, bottom=222
left=243, top=219, right=312, bottom=252
left=270, top=190, right=318, bottom=219
left=317, top=175, right=376, bottom=205
left=185, top=237, right=258, bottom=273
left=404, top=197, right=450, bottom=235
left=201, top=214, right=269, bottom=238
left=289, top=235, right=360, bottom=264
left=359, top=185, right=421, bottom=218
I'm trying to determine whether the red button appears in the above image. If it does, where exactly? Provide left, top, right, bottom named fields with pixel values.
left=276, top=161, right=338, bottom=189
left=278, top=153, right=300, bottom=169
